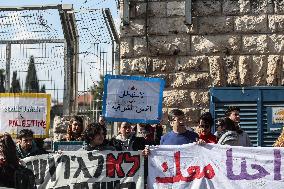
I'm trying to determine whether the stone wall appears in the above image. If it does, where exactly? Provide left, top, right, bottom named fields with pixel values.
left=120, top=0, right=284, bottom=125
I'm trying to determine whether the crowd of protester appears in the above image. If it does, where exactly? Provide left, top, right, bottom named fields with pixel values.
left=0, top=106, right=259, bottom=188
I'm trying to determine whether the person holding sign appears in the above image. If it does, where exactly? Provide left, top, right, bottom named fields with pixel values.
left=197, top=112, right=217, bottom=144
left=114, top=122, right=136, bottom=150
left=65, top=116, right=84, bottom=141
left=217, top=107, right=252, bottom=147
left=82, top=123, right=115, bottom=151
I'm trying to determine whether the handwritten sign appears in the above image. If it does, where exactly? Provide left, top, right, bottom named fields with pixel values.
left=23, top=151, right=144, bottom=189
left=0, top=93, right=51, bottom=137
left=102, top=75, right=165, bottom=124
left=148, top=144, right=284, bottom=189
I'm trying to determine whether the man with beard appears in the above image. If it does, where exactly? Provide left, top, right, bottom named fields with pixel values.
left=16, top=129, right=42, bottom=159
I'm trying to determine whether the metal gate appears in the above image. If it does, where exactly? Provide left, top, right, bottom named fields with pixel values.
left=210, top=87, right=284, bottom=147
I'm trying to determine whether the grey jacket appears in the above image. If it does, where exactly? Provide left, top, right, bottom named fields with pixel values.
left=218, top=130, right=253, bottom=147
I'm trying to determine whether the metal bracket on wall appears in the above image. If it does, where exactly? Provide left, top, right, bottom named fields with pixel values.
left=185, top=0, right=192, bottom=25
left=123, top=0, right=129, bottom=25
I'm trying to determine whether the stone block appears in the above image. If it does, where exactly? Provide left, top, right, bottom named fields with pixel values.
left=209, top=56, right=226, bottom=86
left=183, top=108, right=202, bottom=126
left=149, top=17, right=169, bottom=35
left=250, top=0, right=274, bottom=14
left=133, top=37, right=147, bottom=56
left=251, top=55, right=268, bottom=85
left=149, top=73, right=173, bottom=88
left=167, top=1, right=185, bottom=16
left=149, top=17, right=197, bottom=35
left=168, top=17, right=197, bottom=34
left=274, top=0, right=284, bottom=14
left=223, top=56, right=240, bottom=86
left=175, top=56, right=210, bottom=72
left=149, top=2, right=167, bottom=17
left=239, top=55, right=252, bottom=86
left=268, top=15, right=284, bottom=32
left=199, top=16, right=234, bottom=34
left=191, top=35, right=241, bottom=55
left=121, top=19, right=145, bottom=37
left=235, top=15, right=267, bottom=33
left=135, top=2, right=146, bottom=17
left=120, top=57, right=148, bottom=74
left=163, top=89, right=190, bottom=108
left=242, top=35, right=268, bottom=54
left=192, top=0, right=221, bottom=16
left=267, top=55, right=283, bottom=85
left=149, top=35, right=191, bottom=56
left=152, top=57, right=176, bottom=72
left=268, top=34, right=284, bottom=53
left=135, top=2, right=167, bottom=17
left=120, top=37, right=133, bottom=58
left=171, top=72, right=210, bottom=89
left=223, top=0, right=250, bottom=15
left=189, top=90, right=210, bottom=107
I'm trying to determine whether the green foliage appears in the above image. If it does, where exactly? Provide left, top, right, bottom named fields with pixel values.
left=90, top=75, right=104, bottom=109
left=25, top=56, right=39, bottom=93
left=10, top=71, right=22, bottom=93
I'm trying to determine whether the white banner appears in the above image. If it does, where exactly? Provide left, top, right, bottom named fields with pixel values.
left=102, top=75, right=165, bottom=124
left=23, top=151, right=144, bottom=189
left=148, top=144, right=284, bottom=189
left=0, top=93, right=51, bottom=137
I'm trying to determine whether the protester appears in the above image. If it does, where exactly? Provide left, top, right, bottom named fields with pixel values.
left=217, top=116, right=251, bottom=146
left=160, top=109, right=199, bottom=145
left=0, top=133, right=20, bottom=188
left=214, top=117, right=227, bottom=140
left=153, top=123, right=163, bottom=144
left=16, top=129, right=43, bottom=159
left=136, top=123, right=156, bottom=145
left=222, top=106, right=252, bottom=147
left=98, top=115, right=107, bottom=136
left=65, top=116, right=84, bottom=141
left=113, top=122, right=146, bottom=151
left=82, top=122, right=115, bottom=151
left=114, top=122, right=135, bottom=150
left=197, top=112, right=217, bottom=144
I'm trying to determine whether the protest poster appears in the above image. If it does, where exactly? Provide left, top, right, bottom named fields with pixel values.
left=267, top=107, right=284, bottom=131
left=0, top=93, right=51, bottom=137
left=102, top=74, right=165, bottom=124
left=23, top=151, right=144, bottom=189
left=148, top=144, right=284, bottom=189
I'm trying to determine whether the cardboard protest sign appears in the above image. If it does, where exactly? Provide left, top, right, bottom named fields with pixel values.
left=23, top=151, right=144, bottom=189
left=0, top=93, right=51, bottom=137
left=148, top=144, right=284, bottom=189
left=102, top=75, right=165, bottom=124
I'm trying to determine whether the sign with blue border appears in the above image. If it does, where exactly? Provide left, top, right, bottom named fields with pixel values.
left=102, top=75, right=165, bottom=124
